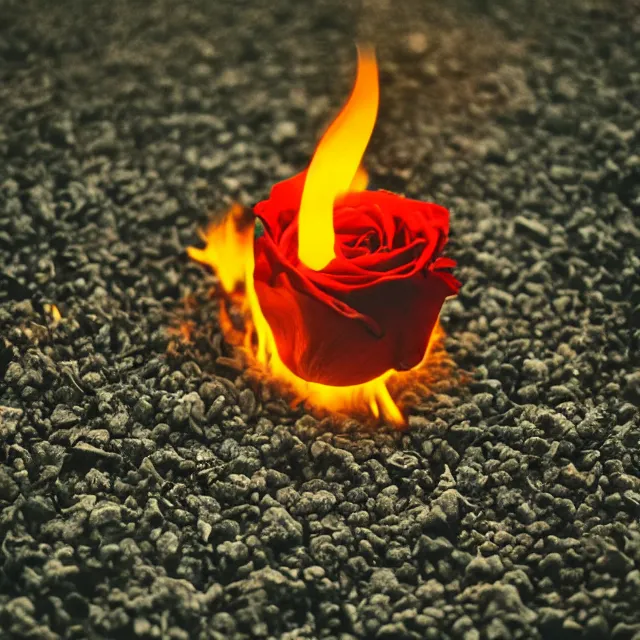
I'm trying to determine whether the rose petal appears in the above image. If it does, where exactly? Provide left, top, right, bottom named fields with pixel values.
left=254, top=232, right=382, bottom=336
left=254, top=262, right=455, bottom=386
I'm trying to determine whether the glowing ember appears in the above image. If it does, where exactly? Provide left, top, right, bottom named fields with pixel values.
left=189, top=45, right=460, bottom=426
left=44, top=303, right=62, bottom=323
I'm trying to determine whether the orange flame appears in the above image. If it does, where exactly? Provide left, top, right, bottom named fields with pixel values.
left=187, top=203, right=254, bottom=294
left=298, top=46, right=378, bottom=271
left=188, top=46, right=449, bottom=426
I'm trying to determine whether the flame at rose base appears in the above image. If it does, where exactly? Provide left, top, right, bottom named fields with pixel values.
left=188, top=205, right=447, bottom=427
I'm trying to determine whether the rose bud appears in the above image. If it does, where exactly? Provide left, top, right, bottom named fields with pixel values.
left=253, top=171, right=460, bottom=387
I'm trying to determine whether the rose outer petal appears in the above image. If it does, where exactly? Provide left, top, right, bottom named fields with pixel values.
left=254, top=250, right=457, bottom=386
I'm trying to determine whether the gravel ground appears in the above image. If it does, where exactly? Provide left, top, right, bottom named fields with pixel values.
left=1, top=0, right=640, bottom=638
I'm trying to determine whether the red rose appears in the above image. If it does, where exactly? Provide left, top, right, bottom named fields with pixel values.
left=253, top=171, right=460, bottom=387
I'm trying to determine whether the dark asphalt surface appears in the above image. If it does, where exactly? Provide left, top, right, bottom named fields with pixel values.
left=1, top=0, right=639, bottom=638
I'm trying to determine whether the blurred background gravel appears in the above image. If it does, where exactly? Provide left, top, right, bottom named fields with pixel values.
left=1, top=0, right=639, bottom=638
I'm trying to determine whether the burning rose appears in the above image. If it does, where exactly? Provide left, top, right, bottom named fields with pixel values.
left=254, top=172, right=459, bottom=386
left=189, top=46, right=460, bottom=425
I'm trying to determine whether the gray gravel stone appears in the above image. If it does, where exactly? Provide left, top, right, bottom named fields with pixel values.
left=513, top=215, right=550, bottom=244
